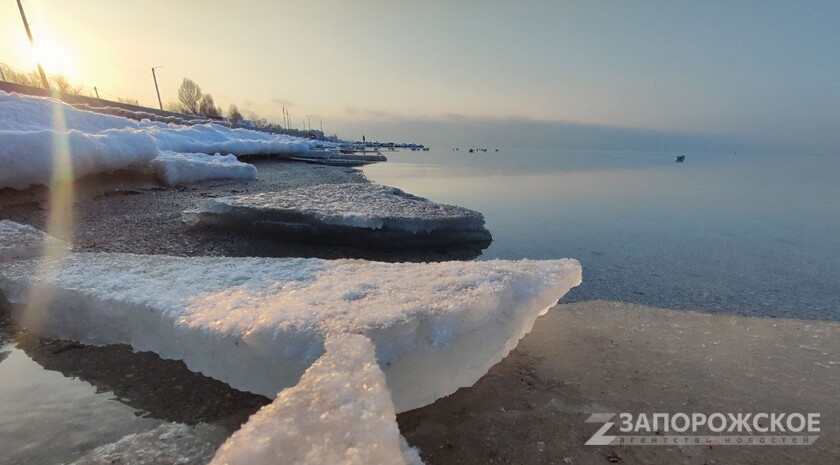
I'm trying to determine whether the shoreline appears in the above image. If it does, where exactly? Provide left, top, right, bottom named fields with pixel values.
left=1, top=161, right=838, bottom=464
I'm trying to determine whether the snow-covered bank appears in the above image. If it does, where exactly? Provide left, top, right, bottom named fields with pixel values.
left=0, top=128, right=158, bottom=190
left=0, top=92, right=311, bottom=189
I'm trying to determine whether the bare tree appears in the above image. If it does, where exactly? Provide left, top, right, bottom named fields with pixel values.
left=198, top=94, right=221, bottom=117
left=116, top=96, right=140, bottom=106
left=1, top=66, right=47, bottom=87
left=52, top=75, right=83, bottom=95
left=177, top=78, right=202, bottom=114
left=228, top=104, right=243, bottom=123
left=246, top=111, right=269, bottom=129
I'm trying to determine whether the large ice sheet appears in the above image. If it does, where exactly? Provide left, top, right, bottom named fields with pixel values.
left=152, top=151, right=257, bottom=185
left=210, top=334, right=421, bottom=465
left=184, top=183, right=493, bottom=248
left=0, top=225, right=580, bottom=413
left=0, top=92, right=311, bottom=189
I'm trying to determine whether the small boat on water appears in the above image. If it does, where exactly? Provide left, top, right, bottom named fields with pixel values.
left=675, top=155, right=686, bottom=163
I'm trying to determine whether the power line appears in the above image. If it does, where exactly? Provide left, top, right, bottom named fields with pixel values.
left=98, top=57, right=145, bottom=74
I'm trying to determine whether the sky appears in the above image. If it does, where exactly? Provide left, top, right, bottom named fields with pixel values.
left=1, top=1, right=838, bottom=153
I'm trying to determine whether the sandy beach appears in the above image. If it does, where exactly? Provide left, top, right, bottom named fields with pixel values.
left=1, top=160, right=837, bottom=464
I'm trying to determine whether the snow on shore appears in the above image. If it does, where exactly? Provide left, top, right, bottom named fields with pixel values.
left=0, top=91, right=310, bottom=189
left=152, top=151, right=257, bottom=185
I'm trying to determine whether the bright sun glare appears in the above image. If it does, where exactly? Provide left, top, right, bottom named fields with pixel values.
left=30, top=36, right=78, bottom=81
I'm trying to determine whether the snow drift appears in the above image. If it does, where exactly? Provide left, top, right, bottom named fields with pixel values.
left=152, top=151, right=257, bottom=186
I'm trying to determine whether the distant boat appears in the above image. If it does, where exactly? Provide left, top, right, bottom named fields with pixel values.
left=675, top=155, right=686, bottom=163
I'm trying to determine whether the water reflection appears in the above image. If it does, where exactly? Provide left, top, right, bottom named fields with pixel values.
left=365, top=149, right=840, bottom=320
left=0, top=342, right=160, bottom=465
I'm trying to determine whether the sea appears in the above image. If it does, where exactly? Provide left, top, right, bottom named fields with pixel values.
left=363, top=147, right=840, bottom=321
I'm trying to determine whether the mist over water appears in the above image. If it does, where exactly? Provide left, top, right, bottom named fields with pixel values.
left=364, top=148, right=840, bottom=320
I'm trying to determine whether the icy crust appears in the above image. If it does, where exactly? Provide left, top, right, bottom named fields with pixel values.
left=0, top=220, right=70, bottom=260
left=0, top=91, right=311, bottom=189
left=184, top=183, right=493, bottom=247
left=210, top=334, right=421, bottom=465
left=0, top=252, right=580, bottom=412
left=152, top=151, right=257, bottom=185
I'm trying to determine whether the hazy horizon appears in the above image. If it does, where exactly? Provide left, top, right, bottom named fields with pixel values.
left=2, top=1, right=838, bottom=155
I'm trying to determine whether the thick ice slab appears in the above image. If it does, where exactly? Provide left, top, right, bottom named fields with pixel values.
left=183, top=183, right=493, bottom=248
left=210, top=334, right=422, bottom=465
left=0, top=225, right=579, bottom=412
left=152, top=151, right=257, bottom=185
left=0, top=252, right=579, bottom=412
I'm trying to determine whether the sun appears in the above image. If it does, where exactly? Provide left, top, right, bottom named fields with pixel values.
left=30, top=35, right=79, bottom=82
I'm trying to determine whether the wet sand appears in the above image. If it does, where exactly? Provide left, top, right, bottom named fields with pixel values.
left=1, top=160, right=838, bottom=464
left=400, top=301, right=840, bottom=464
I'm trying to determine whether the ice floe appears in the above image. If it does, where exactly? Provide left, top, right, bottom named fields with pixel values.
left=0, top=223, right=580, bottom=412
left=0, top=221, right=581, bottom=463
left=184, top=183, right=493, bottom=248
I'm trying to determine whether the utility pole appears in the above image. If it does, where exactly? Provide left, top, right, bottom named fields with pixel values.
left=151, top=66, right=163, bottom=110
left=93, top=86, right=99, bottom=99
left=16, top=0, right=50, bottom=89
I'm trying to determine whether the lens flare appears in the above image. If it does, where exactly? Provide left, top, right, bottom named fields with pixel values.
left=23, top=99, right=75, bottom=333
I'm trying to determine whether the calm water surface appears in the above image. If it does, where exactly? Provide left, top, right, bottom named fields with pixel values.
left=364, top=148, right=840, bottom=320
